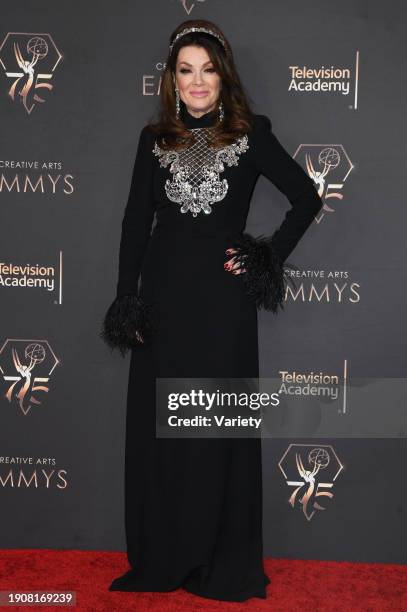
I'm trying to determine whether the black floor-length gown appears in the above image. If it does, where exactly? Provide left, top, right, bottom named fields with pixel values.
left=102, top=101, right=323, bottom=602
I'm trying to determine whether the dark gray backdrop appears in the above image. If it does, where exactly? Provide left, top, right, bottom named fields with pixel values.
left=1, top=0, right=406, bottom=563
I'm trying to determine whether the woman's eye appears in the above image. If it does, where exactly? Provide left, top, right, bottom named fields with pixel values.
left=179, top=68, right=216, bottom=74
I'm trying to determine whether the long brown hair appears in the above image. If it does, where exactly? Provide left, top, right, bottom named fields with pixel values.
left=147, top=19, right=255, bottom=150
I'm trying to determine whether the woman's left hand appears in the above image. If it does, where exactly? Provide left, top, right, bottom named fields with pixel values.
left=224, top=248, right=246, bottom=274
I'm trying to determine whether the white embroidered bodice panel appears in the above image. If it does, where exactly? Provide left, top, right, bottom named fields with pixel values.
left=152, top=127, right=249, bottom=217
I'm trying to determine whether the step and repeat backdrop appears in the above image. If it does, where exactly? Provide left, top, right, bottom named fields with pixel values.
left=1, top=1, right=406, bottom=563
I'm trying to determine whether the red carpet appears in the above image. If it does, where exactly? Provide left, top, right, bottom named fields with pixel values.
left=1, top=550, right=406, bottom=611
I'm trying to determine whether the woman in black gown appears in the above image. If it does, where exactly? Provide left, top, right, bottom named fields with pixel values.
left=101, top=18, right=323, bottom=602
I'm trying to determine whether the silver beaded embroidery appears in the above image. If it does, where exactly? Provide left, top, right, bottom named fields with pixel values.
left=152, top=127, right=249, bottom=217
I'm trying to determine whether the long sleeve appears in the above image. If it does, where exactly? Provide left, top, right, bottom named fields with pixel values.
left=116, top=125, right=156, bottom=298
left=100, top=125, right=156, bottom=355
left=232, top=114, right=323, bottom=313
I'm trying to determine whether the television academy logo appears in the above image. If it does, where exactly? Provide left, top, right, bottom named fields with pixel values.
left=288, top=52, right=360, bottom=109
left=0, top=339, right=60, bottom=415
left=278, top=444, right=344, bottom=521
left=279, top=359, right=349, bottom=414
left=293, top=144, right=354, bottom=224
left=0, top=32, right=63, bottom=114
left=0, top=253, right=63, bottom=304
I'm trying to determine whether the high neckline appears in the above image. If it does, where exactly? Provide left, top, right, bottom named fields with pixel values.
left=180, top=101, right=217, bottom=129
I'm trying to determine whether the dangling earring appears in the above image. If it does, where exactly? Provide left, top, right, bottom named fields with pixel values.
left=218, top=100, right=224, bottom=123
left=175, top=87, right=180, bottom=119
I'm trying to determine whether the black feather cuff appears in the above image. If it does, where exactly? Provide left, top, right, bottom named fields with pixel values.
left=100, top=293, right=154, bottom=357
left=231, top=232, right=297, bottom=313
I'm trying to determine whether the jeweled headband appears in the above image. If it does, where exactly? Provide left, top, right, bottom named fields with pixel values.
left=169, top=27, right=228, bottom=55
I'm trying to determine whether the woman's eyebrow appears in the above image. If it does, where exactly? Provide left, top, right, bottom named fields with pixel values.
left=178, top=60, right=213, bottom=66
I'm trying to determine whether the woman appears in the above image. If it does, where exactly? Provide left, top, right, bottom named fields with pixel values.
left=101, top=18, right=323, bottom=602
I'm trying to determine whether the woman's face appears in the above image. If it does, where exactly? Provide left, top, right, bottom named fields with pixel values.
left=174, top=45, right=221, bottom=118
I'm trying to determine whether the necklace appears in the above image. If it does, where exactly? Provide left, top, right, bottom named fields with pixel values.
left=152, top=127, right=249, bottom=217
